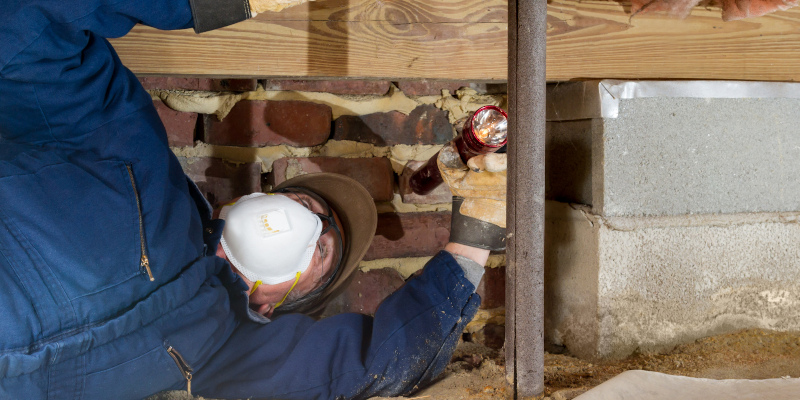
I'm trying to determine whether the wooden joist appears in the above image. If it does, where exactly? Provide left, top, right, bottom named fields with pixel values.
left=109, top=0, right=800, bottom=81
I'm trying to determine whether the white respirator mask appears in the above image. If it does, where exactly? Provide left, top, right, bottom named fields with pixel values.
left=219, top=193, right=322, bottom=285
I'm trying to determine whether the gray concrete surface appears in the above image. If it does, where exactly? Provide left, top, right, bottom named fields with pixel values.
left=545, top=201, right=800, bottom=360
left=546, top=81, right=800, bottom=217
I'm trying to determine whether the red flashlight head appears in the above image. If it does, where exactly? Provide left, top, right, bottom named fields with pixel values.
left=463, top=105, right=508, bottom=153
left=408, top=105, right=508, bottom=195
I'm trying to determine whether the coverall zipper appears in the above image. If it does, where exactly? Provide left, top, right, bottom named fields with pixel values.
left=166, top=345, right=194, bottom=396
left=125, top=164, right=154, bottom=281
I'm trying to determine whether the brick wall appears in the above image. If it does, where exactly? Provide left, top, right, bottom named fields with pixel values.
left=145, top=77, right=506, bottom=342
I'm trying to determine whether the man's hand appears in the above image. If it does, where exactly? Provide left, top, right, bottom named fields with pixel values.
left=249, top=0, right=313, bottom=14
left=437, top=144, right=507, bottom=251
left=437, top=145, right=507, bottom=228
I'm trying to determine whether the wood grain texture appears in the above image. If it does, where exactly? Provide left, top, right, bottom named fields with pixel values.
left=109, top=0, right=800, bottom=81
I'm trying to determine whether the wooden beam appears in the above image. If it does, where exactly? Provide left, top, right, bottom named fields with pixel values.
left=110, top=0, right=800, bottom=81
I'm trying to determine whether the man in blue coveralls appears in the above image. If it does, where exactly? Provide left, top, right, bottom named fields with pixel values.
left=0, top=0, right=509, bottom=398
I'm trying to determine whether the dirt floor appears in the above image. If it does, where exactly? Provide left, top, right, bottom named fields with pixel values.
left=152, top=328, right=800, bottom=400
left=379, top=328, right=800, bottom=400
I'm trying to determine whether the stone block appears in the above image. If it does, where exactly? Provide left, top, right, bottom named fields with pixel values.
left=269, top=157, right=394, bottom=201
left=153, top=100, right=196, bottom=147
left=332, top=104, right=454, bottom=146
left=546, top=80, right=800, bottom=217
left=398, top=160, right=453, bottom=204
left=364, top=212, right=451, bottom=261
left=320, top=269, right=406, bottom=316
left=544, top=201, right=800, bottom=360
left=203, top=100, right=332, bottom=147
left=262, top=79, right=391, bottom=95
left=178, top=157, right=261, bottom=208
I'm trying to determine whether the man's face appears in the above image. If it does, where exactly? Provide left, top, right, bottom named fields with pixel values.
left=216, top=192, right=344, bottom=317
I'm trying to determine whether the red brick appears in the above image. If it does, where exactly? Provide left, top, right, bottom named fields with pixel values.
left=138, top=77, right=257, bottom=92
left=332, top=104, right=453, bottom=146
left=476, top=266, right=505, bottom=309
left=269, top=157, right=394, bottom=201
left=138, top=77, right=212, bottom=91
left=364, top=212, right=451, bottom=260
left=209, top=79, right=258, bottom=92
left=398, top=160, right=453, bottom=204
left=178, top=157, right=261, bottom=208
left=262, top=80, right=391, bottom=95
left=203, top=100, right=332, bottom=147
left=320, top=269, right=406, bottom=316
left=153, top=100, right=197, bottom=147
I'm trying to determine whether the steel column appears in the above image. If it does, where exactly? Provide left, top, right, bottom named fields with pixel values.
left=506, top=0, right=547, bottom=398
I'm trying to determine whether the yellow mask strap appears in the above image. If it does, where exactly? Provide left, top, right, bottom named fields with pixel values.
left=274, top=271, right=302, bottom=309
left=249, top=280, right=263, bottom=296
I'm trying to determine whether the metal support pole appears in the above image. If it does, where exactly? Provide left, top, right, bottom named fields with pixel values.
left=506, top=0, right=546, bottom=398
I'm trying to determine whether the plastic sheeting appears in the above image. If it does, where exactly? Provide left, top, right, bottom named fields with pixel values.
left=546, top=79, right=800, bottom=120
left=576, top=370, right=800, bottom=400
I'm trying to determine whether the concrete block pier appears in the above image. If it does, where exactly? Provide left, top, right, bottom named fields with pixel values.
left=544, top=80, right=800, bottom=359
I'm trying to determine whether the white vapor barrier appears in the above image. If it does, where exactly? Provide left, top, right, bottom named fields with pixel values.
left=547, top=80, right=800, bottom=120
left=576, top=370, right=800, bottom=400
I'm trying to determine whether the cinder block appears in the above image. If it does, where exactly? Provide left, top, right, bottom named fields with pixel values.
left=332, top=104, right=454, bottom=146
left=547, top=80, right=800, bottom=217
left=269, top=157, right=394, bottom=201
left=544, top=81, right=800, bottom=360
left=178, top=157, right=261, bottom=208
left=364, top=212, right=451, bottom=261
left=203, top=100, right=332, bottom=147
left=153, top=100, right=196, bottom=147
left=544, top=201, right=800, bottom=360
left=261, top=79, right=391, bottom=95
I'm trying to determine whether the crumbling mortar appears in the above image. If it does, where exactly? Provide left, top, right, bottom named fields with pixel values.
left=150, top=84, right=506, bottom=121
left=359, top=254, right=505, bottom=279
left=171, top=140, right=444, bottom=174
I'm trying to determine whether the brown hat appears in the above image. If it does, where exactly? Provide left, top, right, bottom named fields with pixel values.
left=274, top=173, right=377, bottom=315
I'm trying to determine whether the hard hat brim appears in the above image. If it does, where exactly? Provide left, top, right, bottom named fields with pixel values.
left=273, top=172, right=377, bottom=315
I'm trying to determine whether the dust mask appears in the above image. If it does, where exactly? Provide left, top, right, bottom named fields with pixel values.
left=219, top=193, right=322, bottom=285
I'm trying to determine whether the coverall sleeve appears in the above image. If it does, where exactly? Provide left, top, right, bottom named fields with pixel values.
left=192, top=251, right=482, bottom=400
left=0, top=0, right=250, bottom=145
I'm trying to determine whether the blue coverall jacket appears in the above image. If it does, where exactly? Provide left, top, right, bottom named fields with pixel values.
left=0, top=0, right=481, bottom=399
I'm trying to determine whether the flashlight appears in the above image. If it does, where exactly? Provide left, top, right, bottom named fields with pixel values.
left=408, top=105, right=508, bottom=195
